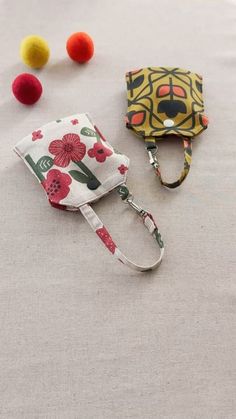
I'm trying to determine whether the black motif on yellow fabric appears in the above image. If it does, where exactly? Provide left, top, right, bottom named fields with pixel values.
left=157, top=100, right=187, bottom=118
left=196, top=80, right=203, bottom=93
left=126, top=67, right=208, bottom=139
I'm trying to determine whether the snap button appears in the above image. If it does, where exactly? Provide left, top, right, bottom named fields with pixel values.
left=163, top=119, right=174, bottom=127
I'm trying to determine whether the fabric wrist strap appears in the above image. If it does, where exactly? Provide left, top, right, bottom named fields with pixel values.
left=79, top=184, right=164, bottom=272
left=145, top=137, right=192, bottom=189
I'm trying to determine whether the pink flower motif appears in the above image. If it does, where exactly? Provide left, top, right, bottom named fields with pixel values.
left=49, top=133, right=86, bottom=167
left=42, top=169, right=72, bottom=205
left=32, top=130, right=43, bottom=141
left=88, top=142, right=112, bottom=163
left=96, top=226, right=116, bottom=254
left=118, top=164, right=128, bottom=175
left=71, top=119, right=79, bottom=125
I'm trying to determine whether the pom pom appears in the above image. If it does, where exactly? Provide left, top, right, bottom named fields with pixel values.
left=66, top=32, right=94, bottom=63
left=20, top=35, right=50, bottom=69
left=12, top=73, right=43, bottom=105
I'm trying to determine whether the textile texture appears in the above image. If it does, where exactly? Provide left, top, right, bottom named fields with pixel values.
left=126, top=67, right=208, bottom=138
left=14, top=113, right=129, bottom=208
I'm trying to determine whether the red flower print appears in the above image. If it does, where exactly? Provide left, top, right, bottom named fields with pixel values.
left=49, top=133, right=86, bottom=167
left=71, top=119, right=79, bottom=125
left=32, top=130, right=43, bottom=141
left=42, top=169, right=71, bottom=204
left=96, top=226, right=116, bottom=254
left=118, top=164, right=128, bottom=175
left=88, top=142, right=112, bottom=163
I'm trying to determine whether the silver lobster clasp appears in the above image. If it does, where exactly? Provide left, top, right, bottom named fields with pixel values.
left=126, top=195, right=147, bottom=217
left=146, top=146, right=159, bottom=169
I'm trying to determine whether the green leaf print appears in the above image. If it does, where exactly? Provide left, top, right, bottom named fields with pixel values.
left=69, top=170, right=89, bottom=183
left=36, top=156, right=54, bottom=172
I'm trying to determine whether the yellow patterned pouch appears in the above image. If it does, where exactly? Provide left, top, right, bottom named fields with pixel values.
left=125, top=67, right=208, bottom=188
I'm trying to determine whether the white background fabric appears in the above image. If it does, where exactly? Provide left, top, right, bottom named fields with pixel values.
left=0, top=0, right=235, bottom=417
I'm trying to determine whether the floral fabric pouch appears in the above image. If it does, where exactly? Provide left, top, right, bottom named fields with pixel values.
left=125, top=67, right=208, bottom=188
left=14, top=113, right=164, bottom=272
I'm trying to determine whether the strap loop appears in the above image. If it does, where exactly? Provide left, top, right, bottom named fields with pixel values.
left=146, top=137, right=192, bottom=189
left=80, top=184, right=164, bottom=272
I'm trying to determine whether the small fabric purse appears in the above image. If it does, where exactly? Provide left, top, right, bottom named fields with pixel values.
left=125, top=67, right=208, bottom=188
left=14, top=113, right=164, bottom=271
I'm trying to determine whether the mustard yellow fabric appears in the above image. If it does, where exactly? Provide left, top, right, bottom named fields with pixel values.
left=125, top=67, right=208, bottom=139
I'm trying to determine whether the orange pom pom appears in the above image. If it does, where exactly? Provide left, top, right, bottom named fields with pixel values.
left=66, top=32, right=94, bottom=63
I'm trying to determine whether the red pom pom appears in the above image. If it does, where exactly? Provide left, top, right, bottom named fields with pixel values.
left=66, top=32, right=94, bottom=63
left=12, top=73, right=42, bottom=105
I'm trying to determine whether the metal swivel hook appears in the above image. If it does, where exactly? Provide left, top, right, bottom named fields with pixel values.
left=146, top=146, right=159, bottom=169
left=126, top=195, right=147, bottom=217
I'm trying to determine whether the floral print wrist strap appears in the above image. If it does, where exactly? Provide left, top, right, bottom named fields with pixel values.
left=80, top=184, right=164, bottom=272
left=125, top=67, right=209, bottom=189
left=14, top=113, right=164, bottom=272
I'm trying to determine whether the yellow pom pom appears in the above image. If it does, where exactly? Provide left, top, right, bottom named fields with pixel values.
left=20, top=35, right=50, bottom=69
